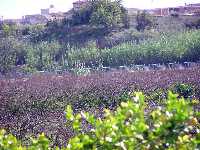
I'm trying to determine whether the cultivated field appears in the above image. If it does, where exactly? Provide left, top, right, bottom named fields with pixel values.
left=1, top=66, right=200, bottom=147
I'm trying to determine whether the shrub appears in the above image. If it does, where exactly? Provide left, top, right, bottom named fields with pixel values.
left=145, top=88, right=166, bottom=104
left=171, top=83, right=195, bottom=99
left=70, top=67, right=91, bottom=76
left=0, top=130, right=50, bottom=150
left=185, top=18, right=200, bottom=29
left=65, top=92, right=200, bottom=149
left=136, top=10, right=154, bottom=31
left=0, top=37, right=27, bottom=74
left=68, top=30, right=200, bottom=67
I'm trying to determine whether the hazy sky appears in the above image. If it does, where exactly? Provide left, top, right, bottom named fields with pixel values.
left=1, top=0, right=200, bottom=19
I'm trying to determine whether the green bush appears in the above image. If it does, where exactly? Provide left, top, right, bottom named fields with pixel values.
left=0, top=130, right=50, bottom=150
left=71, top=67, right=91, bottom=76
left=68, top=30, right=200, bottom=67
left=65, top=92, right=200, bottom=149
left=171, top=83, right=195, bottom=99
left=146, top=88, right=166, bottom=104
left=0, top=37, right=28, bottom=73
left=136, top=10, right=154, bottom=31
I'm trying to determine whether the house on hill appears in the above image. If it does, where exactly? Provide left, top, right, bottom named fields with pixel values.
left=184, top=3, right=200, bottom=15
left=41, top=5, right=67, bottom=21
left=22, top=5, right=68, bottom=24
left=73, top=0, right=89, bottom=11
left=50, top=12, right=67, bottom=21
left=145, top=3, right=200, bottom=16
left=22, top=14, right=48, bottom=24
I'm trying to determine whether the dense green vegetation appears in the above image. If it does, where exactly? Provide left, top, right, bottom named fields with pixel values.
left=66, top=92, right=200, bottom=149
left=136, top=10, right=154, bottom=31
left=68, top=30, right=200, bottom=67
left=1, top=29, right=200, bottom=74
left=71, top=0, right=128, bottom=28
left=0, top=130, right=50, bottom=150
left=1, top=92, right=200, bottom=149
left=0, top=1, right=200, bottom=74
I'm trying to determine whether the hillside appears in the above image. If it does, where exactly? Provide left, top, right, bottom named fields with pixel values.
left=1, top=2, right=200, bottom=74
left=39, top=14, right=200, bottom=48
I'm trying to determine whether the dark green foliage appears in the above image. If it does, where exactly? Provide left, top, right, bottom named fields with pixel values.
left=72, top=6, right=93, bottom=25
left=0, top=37, right=17, bottom=73
left=70, top=0, right=128, bottom=28
left=171, top=83, right=196, bottom=99
left=146, top=88, right=166, bottom=104
left=185, top=18, right=200, bottom=29
left=90, top=0, right=124, bottom=28
left=68, top=30, right=200, bottom=67
left=0, top=37, right=28, bottom=73
left=28, top=24, right=47, bottom=43
left=2, top=7, right=200, bottom=75
left=66, top=92, right=200, bottom=149
left=121, top=7, right=130, bottom=29
left=0, top=36, right=66, bottom=74
left=1, top=23, right=18, bottom=37
left=136, top=10, right=154, bottom=31
left=30, top=41, right=62, bottom=71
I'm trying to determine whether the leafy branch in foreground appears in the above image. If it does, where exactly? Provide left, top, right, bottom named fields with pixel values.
left=66, top=92, right=200, bottom=150
left=0, top=130, right=49, bottom=150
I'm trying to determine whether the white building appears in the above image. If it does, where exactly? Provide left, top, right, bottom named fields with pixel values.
left=49, top=5, right=57, bottom=14
left=41, top=5, right=58, bottom=17
left=41, top=8, right=50, bottom=16
left=22, top=14, right=48, bottom=24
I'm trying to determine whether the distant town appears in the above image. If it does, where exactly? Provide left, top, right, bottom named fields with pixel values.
left=1, top=0, right=200, bottom=25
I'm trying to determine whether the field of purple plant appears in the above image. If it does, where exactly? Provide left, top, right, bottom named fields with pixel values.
left=1, top=67, right=200, bottom=147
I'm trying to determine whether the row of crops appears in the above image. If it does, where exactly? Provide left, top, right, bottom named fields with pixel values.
left=68, top=30, right=200, bottom=67
left=2, top=29, right=200, bottom=76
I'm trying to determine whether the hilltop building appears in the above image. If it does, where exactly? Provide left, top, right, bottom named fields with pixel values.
left=41, top=5, right=66, bottom=21
left=73, top=0, right=90, bottom=11
left=41, top=8, right=50, bottom=17
left=2, top=2, right=200, bottom=25
left=72, top=0, right=200, bottom=17
left=21, top=5, right=67, bottom=24
left=41, top=5, right=57, bottom=17
left=145, top=3, right=200, bottom=16
left=22, top=15, right=48, bottom=24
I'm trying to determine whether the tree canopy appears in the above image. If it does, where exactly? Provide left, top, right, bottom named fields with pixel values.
left=72, top=0, right=127, bottom=28
left=90, top=0, right=124, bottom=28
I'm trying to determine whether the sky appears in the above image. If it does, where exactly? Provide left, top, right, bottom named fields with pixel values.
left=0, top=0, right=200, bottom=19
